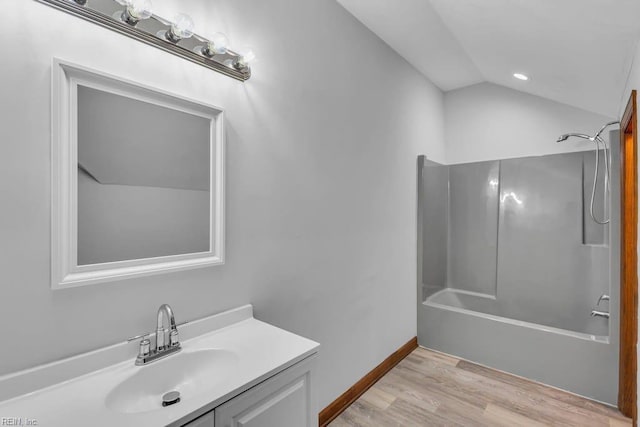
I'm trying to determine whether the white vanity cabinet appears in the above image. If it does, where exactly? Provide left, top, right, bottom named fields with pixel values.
left=183, top=354, right=317, bottom=427
left=0, top=306, right=320, bottom=427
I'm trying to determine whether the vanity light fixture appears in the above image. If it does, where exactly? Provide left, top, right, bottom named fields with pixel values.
left=513, top=73, right=529, bottom=81
left=37, top=0, right=253, bottom=81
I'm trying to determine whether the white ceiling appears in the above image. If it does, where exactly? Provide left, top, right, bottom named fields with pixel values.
left=337, top=0, right=640, bottom=117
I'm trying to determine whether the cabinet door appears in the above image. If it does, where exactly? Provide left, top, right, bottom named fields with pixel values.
left=183, top=410, right=215, bottom=427
left=215, top=355, right=317, bottom=427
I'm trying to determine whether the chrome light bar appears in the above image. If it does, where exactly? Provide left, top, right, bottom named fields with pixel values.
left=35, top=0, right=253, bottom=81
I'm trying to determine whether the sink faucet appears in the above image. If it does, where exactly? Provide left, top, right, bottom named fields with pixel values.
left=156, top=303, right=179, bottom=351
left=129, top=304, right=183, bottom=366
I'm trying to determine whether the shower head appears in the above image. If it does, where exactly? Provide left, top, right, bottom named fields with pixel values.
left=556, top=133, right=592, bottom=143
left=557, top=122, right=619, bottom=144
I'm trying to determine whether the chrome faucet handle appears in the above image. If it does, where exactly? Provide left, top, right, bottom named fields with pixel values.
left=126, top=321, right=188, bottom=343
left=138, top=338, right=151, bottom=358
left=597, top=294, right=610, bottom=306
left=127, top=332, right=151, bottom=342
left=170, top=329, right=180, bottom=347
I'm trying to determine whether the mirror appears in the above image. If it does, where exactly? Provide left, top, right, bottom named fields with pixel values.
left=76, top=85, right=212, bottom=265
left=52, top=59, right=225, bottom=289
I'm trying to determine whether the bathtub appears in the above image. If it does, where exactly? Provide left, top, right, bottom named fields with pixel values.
left=418, top=288, right=618, bottom=404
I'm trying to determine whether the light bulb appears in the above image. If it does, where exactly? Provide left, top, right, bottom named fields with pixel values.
left=121, top=0, right=152, bottom=25
left=167, top=13, right=195, bottom=42
left=234, top=46, right=256, bottom=70
left=127, top=0, right=152, bottom=20
left=205, top=32, right=230, bottom=56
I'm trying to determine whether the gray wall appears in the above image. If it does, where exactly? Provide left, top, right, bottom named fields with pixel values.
left=445, top=82, right=616, bottom=164
left=0, top=0, right=446, bottom=410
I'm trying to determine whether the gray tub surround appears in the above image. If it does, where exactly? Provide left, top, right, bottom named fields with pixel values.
left=449, top=161, right=500, bottom=297
left=418, top=157, right=449, bottom=299
left=417, top=133, right=620, bottom=404
left=0, top=305, right=319, bottom=426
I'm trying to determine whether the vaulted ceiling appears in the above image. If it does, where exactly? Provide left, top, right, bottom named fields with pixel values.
left=337, top=0, right=640, bottom=117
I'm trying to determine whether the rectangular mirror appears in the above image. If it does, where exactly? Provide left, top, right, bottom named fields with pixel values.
left=52, top=59, right=225, bottom=289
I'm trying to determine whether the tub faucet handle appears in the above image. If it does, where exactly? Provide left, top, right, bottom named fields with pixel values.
left=597, top=294, right=610, bottom=306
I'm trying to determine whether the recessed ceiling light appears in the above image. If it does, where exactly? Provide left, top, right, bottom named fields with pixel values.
left=513, top=73, right=529, bottom=81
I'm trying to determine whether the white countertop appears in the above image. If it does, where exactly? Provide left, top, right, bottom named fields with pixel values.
left=0, top=306, right=319, bottom=426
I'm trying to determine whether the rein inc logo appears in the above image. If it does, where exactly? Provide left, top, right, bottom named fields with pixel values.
left=1, top=418, right=37, bottom=426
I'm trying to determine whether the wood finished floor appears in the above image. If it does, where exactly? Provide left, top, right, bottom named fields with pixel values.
left=329, top=347, right=631, bottom=427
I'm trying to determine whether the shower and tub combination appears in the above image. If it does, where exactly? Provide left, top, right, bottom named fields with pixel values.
left=417, top=123, right=620, bottom=404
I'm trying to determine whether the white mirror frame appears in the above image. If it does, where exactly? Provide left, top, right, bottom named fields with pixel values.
left=51, top=58, right=225, bottom=290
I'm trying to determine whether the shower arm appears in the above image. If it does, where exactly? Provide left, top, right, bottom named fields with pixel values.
left=593, top=121, right=620, bottom=141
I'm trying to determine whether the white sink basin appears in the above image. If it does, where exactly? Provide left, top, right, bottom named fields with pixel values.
left=105, top=348, right=238, bottom=414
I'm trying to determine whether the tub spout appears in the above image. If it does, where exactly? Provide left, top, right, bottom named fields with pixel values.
left=590, top=310, right=610, bottom=319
